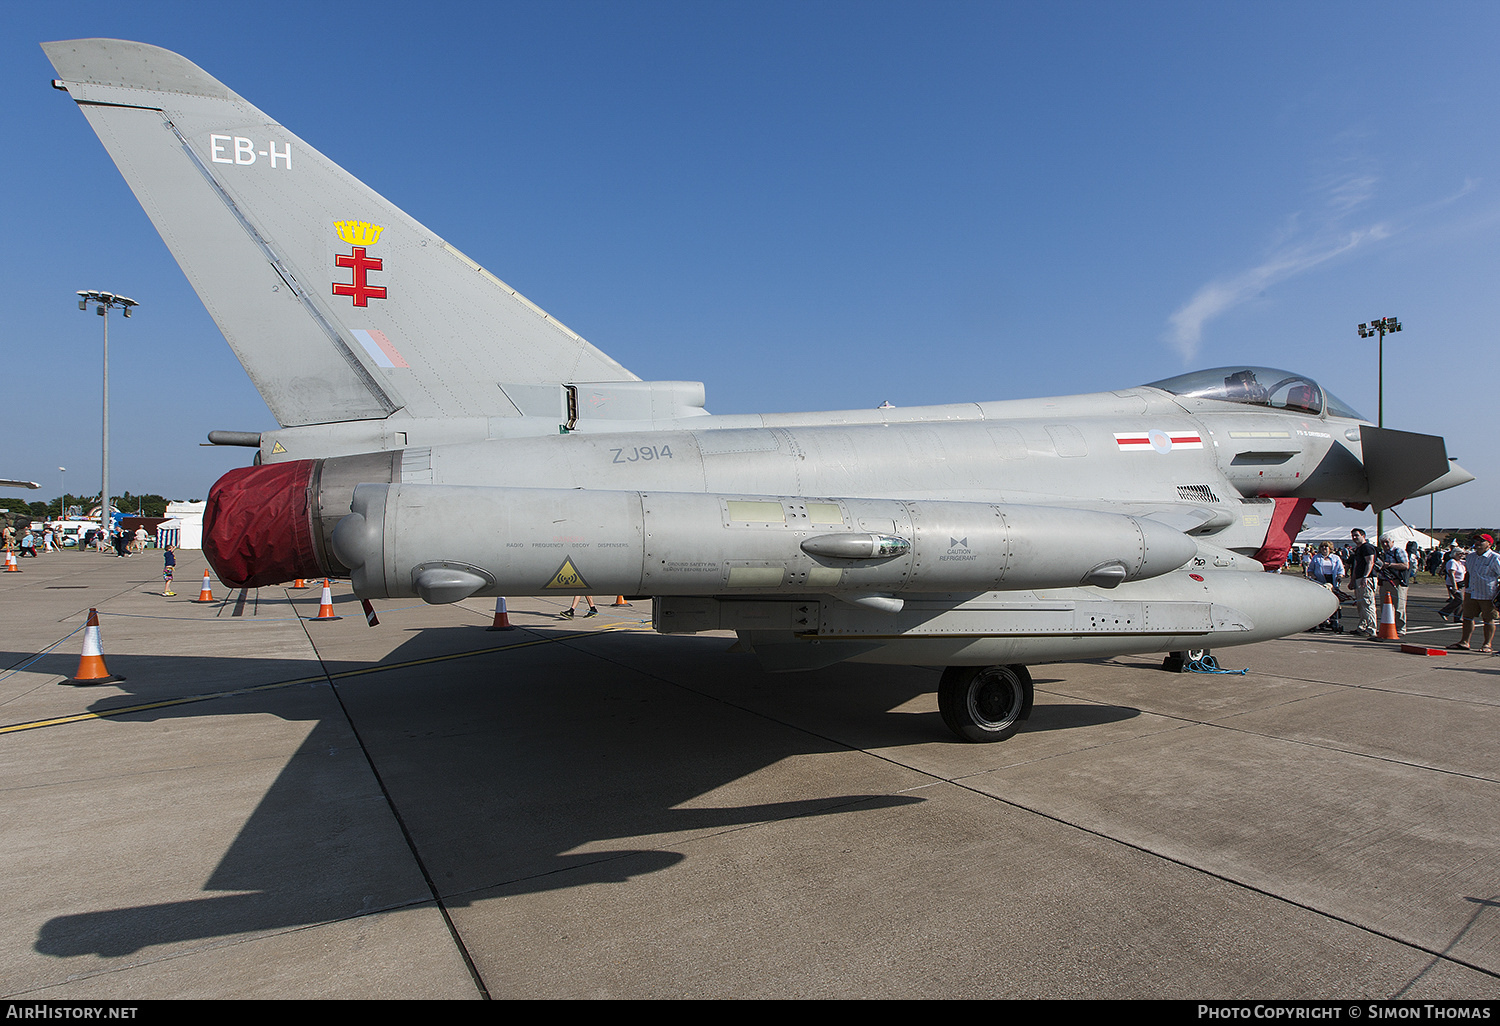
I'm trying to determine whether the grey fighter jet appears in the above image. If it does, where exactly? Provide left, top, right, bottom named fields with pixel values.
left=44, top=39, right=1474, bottom=742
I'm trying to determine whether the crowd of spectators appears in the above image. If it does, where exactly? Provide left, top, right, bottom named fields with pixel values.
left=1293, top=532, right=1498, bottom=650
left=1, top=522, right=154, bottom=558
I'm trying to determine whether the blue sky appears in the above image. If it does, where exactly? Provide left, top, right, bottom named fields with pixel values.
left=3, top=1, right=1496, bottom=527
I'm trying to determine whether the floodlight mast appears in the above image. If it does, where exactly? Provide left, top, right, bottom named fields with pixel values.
left=76, top=291, right=138, bottom=543
left=1357, top=316, right=1402, bottom=538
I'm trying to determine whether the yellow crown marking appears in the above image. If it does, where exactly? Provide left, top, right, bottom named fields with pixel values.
left=335, top=221, right=384, bottom=246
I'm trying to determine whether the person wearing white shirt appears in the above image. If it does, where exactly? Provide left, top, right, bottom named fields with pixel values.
left=1441, top=547, right=1467, bottom=622
left=1452, top=534, right=1500, bottom=653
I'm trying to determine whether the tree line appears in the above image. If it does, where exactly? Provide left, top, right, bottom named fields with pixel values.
left=0, top=492, right=192, bottom=524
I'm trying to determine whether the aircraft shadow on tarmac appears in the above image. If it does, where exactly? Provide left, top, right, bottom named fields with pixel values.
left=20, top=624, right=1140, bottom=958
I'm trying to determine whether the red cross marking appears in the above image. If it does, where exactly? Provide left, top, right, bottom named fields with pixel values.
left=333, top=247, right=387, bottom=307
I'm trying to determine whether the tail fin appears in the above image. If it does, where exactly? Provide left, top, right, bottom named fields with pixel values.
left=43, top=39, right=637, bottom=429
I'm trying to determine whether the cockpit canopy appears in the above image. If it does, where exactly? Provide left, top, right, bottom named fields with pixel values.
left=1144, top=367, right=1367, bottom=421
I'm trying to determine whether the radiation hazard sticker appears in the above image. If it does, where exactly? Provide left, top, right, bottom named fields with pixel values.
left=544, top=556, right=590, bottom=590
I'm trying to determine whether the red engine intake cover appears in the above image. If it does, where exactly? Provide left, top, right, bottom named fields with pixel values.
left=203, top=460, right=320, bottom=588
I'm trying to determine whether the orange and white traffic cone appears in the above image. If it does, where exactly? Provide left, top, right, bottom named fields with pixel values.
left=612, top=595, right=631, bottom=607
left=66, top=608, right=124, bottom=686
left=194, top=570, right=215, bottom=603
left=486, top=596, right=516, bottom=631
left=4, top=550, right=20, bottom=572
left=291, top=578, right=308, bottom=590
left=1378, top=597, right=1400, bottom=640
left=310, top=579, right=340, bottom=621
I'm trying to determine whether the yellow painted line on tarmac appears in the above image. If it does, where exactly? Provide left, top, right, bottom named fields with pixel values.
left=0, top=674, right=328, bottom=735
left=0, top=621, right=653, bottom=737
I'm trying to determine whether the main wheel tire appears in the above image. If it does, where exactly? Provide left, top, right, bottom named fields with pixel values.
left=938, top=664, right=1034, bottom=743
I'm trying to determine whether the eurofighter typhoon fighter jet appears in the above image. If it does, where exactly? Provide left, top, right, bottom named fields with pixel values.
left=45, top=39, right=1474, bottom=742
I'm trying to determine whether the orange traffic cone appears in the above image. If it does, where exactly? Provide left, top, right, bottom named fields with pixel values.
left=611, top=595, right=631, bottom=607
left=291, top=578, right=308, bottom=590
left=194, top=570, right=215, bottom=603
left=4, top=550, right=20, bottom=572
left=310, top=579, right=340, bottom=621
left=1378, top=597, right=1400, bottom=640
left=486, top=596, right=516, bottom=631
left=66, top=608, right=124, bottom=686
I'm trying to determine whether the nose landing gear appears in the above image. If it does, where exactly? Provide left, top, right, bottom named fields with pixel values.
left=1162, top=648, right=1210, bottom=673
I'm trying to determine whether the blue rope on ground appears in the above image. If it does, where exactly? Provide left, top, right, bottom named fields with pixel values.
left=1186, top=653, right=1247, bottom=675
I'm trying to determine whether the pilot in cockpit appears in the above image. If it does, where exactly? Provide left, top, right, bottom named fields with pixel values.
left=1222, top=370, right=1265, bottom=403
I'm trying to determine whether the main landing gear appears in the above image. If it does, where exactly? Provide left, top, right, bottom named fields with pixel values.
left=938, top=664, right=1034, bottom=743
